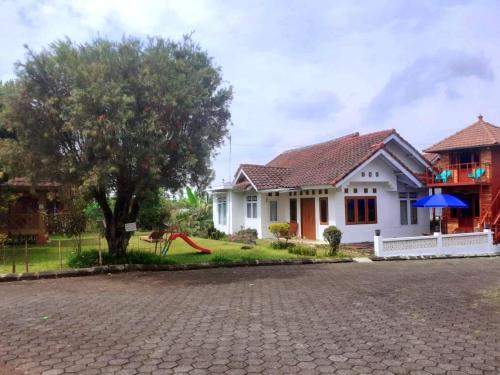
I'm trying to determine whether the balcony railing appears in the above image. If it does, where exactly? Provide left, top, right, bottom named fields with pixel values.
left=424, top=162, right=491, bottom=186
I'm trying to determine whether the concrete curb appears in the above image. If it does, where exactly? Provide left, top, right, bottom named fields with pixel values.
left=0, top=257, right=353, bottom=283
left=369, top=254, right=500, bottom=261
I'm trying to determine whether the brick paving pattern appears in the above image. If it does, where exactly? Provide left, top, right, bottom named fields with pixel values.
left=1, top=258, right=500, bottom=374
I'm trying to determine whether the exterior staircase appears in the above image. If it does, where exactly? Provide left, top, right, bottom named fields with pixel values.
left=493, top=212, right=500, bottom=244
left=480, top=190, right=500, bottom=244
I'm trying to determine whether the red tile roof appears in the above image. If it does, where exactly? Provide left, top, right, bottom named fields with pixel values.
left=236, top=129, right=398, bottom=190
left=424, top=116, right=500, bottom=153
left=235, top=164, right=290, bottom=190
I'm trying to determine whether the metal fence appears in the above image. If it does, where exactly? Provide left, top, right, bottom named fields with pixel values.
left=0, top=233, right=160, bottom=274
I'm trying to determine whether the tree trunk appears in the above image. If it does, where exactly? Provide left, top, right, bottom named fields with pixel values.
left=93, top=186, right=141, bottom=257
left=104, top=216, right=133, bottom=257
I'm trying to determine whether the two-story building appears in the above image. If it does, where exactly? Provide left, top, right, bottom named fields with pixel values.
left=423, top=116, right=500, bottom=243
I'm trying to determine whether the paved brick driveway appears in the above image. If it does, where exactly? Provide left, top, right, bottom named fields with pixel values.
left=2, top=258, right=500, bottom=374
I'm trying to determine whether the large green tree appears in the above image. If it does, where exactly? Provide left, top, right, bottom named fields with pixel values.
left=3, top=36, right=232, bottom=255
left=0, top=82, right=16, bottom=226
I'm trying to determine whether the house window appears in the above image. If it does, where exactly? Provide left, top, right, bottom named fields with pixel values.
left=246, top=195, right=257, bottom=219
left=217, top=196, right=227, bottom=225
left=319, top=197, right=328, bottom=224
left=270, top=201, right=278, bottom=222
left=290, top=199, right=297, bottom=222
left=345, top=197, right=377, bottom=225
left=399, top=192, right=418, bottom=225
left=410, top=200, right=418, bottom=224
left=400, top=200, right=408, bottom=225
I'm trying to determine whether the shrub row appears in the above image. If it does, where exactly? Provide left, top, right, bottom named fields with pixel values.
left=288, top=245, right=317, bottom=257
left=67, top=250, right=176, bottom=268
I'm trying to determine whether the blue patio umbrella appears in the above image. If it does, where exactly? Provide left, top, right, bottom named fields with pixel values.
left=412, top=194, right=468, bottom=208
left=412, top=194, right=468, bottom=233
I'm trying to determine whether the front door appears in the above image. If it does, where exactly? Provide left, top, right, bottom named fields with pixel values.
left=301, top=198, right=316, bottom=240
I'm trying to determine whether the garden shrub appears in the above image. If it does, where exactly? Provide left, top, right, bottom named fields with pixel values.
left=206, top=222, right=226, bottom=240
left=67, top=250, right=100, bottom=268
left=270, top=240, right=294, bottom=250
left=227, top=228, right=258, bottom=244
left=67, top=249, right=177, bottom=268
left=268, top=222, right=291, bottom=243
left=288, top=245, right=317, bottom=256
left=323, top=226, right=342, bottom=255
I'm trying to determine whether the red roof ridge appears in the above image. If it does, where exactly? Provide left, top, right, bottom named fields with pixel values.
left=272, top=129, right=396, bottom=158
left=424, top=116, right=500, bottom=152
left=480, top=119, right=499, bottom=143
left=239, top=163, right=288, bottom=169
left=279, top=132, right=360, bottom=155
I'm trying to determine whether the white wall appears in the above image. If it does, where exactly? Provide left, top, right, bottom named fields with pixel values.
left=375, top=230, right=500, bottom=257
left=229, top=192, right=244, bottom=233
left=332, top=183, right=430, bottom=243
left=260, top=192, right=291, bottom=238
left=347, top=157, right=398, bottom=190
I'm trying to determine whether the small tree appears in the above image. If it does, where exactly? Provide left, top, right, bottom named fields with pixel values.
left=60, top=200, right=87, bottom=253
left=268, top=222, right=291, bottom=244
left=323, top=226, right=342, bottom=255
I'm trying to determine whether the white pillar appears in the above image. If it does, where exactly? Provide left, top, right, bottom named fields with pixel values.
left=374, top=231, right=383, bottom=257
left=484, top=228, right=494, bottom=252
left=434, top=232, right=443, bottom=252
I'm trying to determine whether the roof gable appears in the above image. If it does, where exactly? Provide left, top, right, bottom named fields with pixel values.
left=424, top=116, right=500, bottom=153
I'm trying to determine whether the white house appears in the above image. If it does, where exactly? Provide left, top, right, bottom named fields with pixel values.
left=211, top=129, right=431, bottom=243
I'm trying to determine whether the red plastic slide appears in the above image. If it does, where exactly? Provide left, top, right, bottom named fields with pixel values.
left=168, top=233, right=212, bottom=254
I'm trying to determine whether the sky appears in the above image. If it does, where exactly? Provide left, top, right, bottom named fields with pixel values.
left=1, top=0, right=500, bottom=185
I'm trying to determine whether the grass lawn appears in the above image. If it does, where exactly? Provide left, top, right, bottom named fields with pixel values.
left=0, top=231, right=350, bottom=274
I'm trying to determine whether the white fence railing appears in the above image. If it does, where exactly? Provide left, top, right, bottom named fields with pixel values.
left=374, top=229, right=500, bottom=258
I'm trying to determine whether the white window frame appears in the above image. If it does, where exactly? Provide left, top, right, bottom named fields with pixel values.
left=269, top=201, right=278, bottom=222
left=217, top=196, right=227, bottom=225
left=246, top=195, right=258, bottom=219
left=399, top=192, right=418, bottom=225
